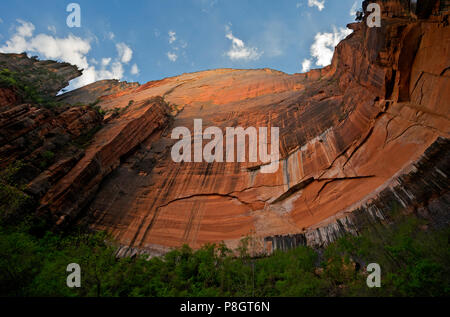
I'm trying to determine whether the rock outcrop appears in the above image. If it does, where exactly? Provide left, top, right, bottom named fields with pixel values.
left=1, top=0, right=448, bottom=256
left=0, top=53, right=82, bottom=97
left=266, top=137, right=450, bottom=252
left=0, top=101, right=102, bottom=169
left=57, top=79, right=140, bottom=106
left=37, top=97, right=170, bottom=227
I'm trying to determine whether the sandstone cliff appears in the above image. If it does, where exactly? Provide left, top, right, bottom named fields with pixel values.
left=1, top=0, right=448, bottom=257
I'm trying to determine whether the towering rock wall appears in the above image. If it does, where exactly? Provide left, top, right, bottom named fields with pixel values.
left=84, top=0, right=448, bottom=256
left=0, top=54, right=104, bottom=222
left=0, top=53, right=82, bottom=97
left=2, top=1, right=448, bottom=256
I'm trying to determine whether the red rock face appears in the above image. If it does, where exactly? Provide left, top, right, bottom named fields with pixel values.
left=0, top=88, right=18, bottom=108
left=0, top=103, right=102, bottom=169
left=35, top=0, right=450, bottom=256
left=37, top=97, right=170, bottom=226
left=57, top=79, right=140, bottom=106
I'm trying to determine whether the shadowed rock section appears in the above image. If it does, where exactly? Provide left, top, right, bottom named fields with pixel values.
left=266, top=137, right=450, bottom=252
left=38, top=97, right=171, bottom=227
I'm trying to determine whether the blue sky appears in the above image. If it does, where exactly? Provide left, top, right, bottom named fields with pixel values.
left=0, top=0, right=360, bottom=89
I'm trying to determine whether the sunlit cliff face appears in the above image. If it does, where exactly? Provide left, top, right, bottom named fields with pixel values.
left=3, top=1, right=446, bottom=257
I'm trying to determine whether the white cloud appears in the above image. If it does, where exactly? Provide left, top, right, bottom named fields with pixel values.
left=0, top=18, right=3, bottom=24
left=308, top=0, right=325, bottom=11
left=130, top=63, right=139, bottom=75
left=350, top=1, right=358, bottom=16
left=167, top=52, right=178, bottom=62
left=168, top=31, right=176, bottom=44
left=0, top=19, right=35, bottom=53
left=107, top=32, right=115, bottom=40
left=225, top=25, right=262, bottom=61
left=308, top=26, right=352, bottom=67
left=166, top=30, right=188, bottom=62
left=16, top=19, right=35, bottom=37
left=96, top=61, right=124, bottom=80
left=301, top=59, right=312, bottom=72
left=0, top=19, right=136, bottom=90
left=101, top=57, right=111, bottom=66
left=116, top=42, right=133, bottom=63
left=0, top=22, right=91, bottom=70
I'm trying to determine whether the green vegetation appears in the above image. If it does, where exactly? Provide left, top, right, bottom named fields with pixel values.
left=0, top=161, right=36, bottom=223
left=39, top=151, right=56, bottom=169
left=0, top=156, right=449, bottom=297
left=71, top=125, right=103, bottom=149
left=0, top=211, right=448, bottom=297
left=0, top=151, right=448, bottom=297
left=87, top=99, right=107, bottom=116
left=0, top=68, right=42, bottom=104
left=0, top=68, right=64, bottom=108
left=109, top=100, right=134, bottom=118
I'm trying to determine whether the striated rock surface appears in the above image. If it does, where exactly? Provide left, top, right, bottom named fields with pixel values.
left=0, top=54, right=104, bottom=223
left=57, top=79, right=140, bottom=106
left=0, top=101, right=102, bottom=169
left=37, top=97, right=170, bottom=226
left=266, top=137, right=450, bottom=252
left=80, top=0, right=450, bottom=255
left=2, top=1, right=448, bottom=256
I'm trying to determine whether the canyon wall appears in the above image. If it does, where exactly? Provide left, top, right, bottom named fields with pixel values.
left=1, top=0, right=448, bottom=256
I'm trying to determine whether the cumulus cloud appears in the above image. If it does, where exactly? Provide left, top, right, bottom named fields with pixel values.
left=301, top=59, right=312, bottom=72
left=0, top=19, right=136, bottom=90
left=130, top=63, right=139, bottom=75
left=308, top=0, right=325, bottom=11
left=168, top=31, right=176, bottom=44
left=16, top=19, right=35, bottom=37
left=350, top=1, right=358, bottom=16
left=167, top=52, right=178, bottom=62
left=101, top=57, right=111, bottom=66
left=80, top=61, right=124, bottom=88
left=166, top=30, right=188, bottom=62
left=225, top=25, right=262, bottom=61
left=0, top=21, right=90, bottom=70
left=116, top=42, right=133, bottom=63
left=0, top=19, right=35, bottom=53
left=307, top=26, right=352, bottom=68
